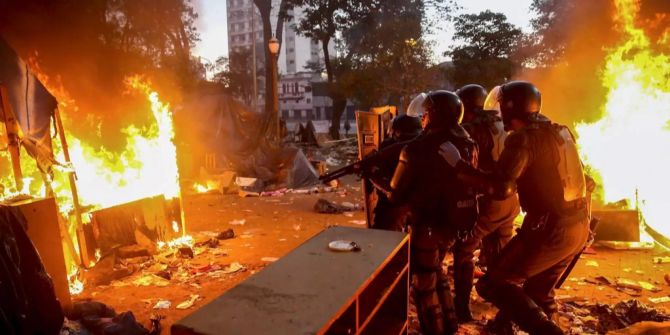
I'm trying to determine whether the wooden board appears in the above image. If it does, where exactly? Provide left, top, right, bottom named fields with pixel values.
left=10, top=198, right=71, bottom=308
left=172, top=226, right=408, bottom=335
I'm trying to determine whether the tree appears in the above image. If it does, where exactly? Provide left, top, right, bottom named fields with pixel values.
left=339, top=0, right=447, bottom=109
left=252, top=0, right=290, bottom=124
left=445, top=10, right=523, bottom=89
left=289, top=0, right=452, bottom=138
left=208, top=49, right=256, bottom=105
left=285, top=0, right=370, bottom=139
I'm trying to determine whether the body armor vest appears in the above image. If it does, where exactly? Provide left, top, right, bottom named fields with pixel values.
left=512, top=121, right=586, bottom=216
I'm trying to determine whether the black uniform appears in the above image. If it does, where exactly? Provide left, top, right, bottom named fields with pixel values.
left=443, top=81, right=589, bottom=335
left=371, top=91, right=478, bottom=335
left=371, top=115, right=421, bottom=231
left=453, top=109, right=520, bottom=321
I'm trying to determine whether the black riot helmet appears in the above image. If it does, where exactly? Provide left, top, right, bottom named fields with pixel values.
left=390, top=114, right=422, bottom=141
left=499, top=81, right=542, bottom=128
left=456, top=84, right=487, bottom=118
left=422, top=90, right=464, bottom=130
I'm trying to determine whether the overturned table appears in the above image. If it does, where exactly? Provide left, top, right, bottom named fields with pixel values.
left=172, top=226, right=410, bottom=335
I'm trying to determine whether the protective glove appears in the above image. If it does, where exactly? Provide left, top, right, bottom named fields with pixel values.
left=439, top=141, right=461, bottom=167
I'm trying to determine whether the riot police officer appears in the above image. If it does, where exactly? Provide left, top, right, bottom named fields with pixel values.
left=370, top=91, right=478, bottom=334
left=452, top=84, right=520, bottom=321
left=440, top=81, right=589, bottom=335
left=371, top=114, right=422, bottom=231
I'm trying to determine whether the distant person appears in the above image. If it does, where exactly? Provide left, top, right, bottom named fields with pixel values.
left=344, top=118, right=351, bottom=136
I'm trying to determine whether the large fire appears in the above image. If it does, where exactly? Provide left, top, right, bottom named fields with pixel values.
left=0, top=72, right=185, bottom=295
left=576, top=0, right=670, bottom=235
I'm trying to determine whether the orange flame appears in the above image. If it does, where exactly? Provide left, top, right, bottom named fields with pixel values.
left=576, top=0, right=670, bottom=236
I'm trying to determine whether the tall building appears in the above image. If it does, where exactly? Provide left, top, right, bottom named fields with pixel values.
left=226, top=0, right=341, bottom=124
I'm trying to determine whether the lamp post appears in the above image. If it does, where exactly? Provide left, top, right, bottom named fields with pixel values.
left=268, top=37, right=280, bottom=141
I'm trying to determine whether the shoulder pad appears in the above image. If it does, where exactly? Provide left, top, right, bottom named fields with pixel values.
left=504, top=131, right=529, bottom=149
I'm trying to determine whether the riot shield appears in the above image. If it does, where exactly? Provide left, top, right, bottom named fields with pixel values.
left=355, top=107, right=395, bottom=227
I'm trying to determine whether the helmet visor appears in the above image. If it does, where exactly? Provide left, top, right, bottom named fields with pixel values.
left=483, top=85, right=502, bottom=116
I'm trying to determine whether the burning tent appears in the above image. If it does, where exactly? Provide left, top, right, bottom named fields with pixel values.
left=0, top=36, right=60, bottom=193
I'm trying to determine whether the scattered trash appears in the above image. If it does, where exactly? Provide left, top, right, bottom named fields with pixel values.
left=588, top=299, right=670, bottom=333
left=349, top=220, right=367, bottom=225
left=653, top=256, right=670, bottom=264
left=154, top=270, right=171, bottom=280
left=328, top=240, right=362, bottom=252
left=616, top=278, right=643, bottom=291
left=235, top=177, right=265, bottom=193
left=585, top=260, right=599, bottom=267
left=261, top=257, right=279, bottom=262
left=343, top=212, right=354, bottom=217
left=595, top=276, right=613, bottom=285
left=638, top=281, right=660, bottom=292
left=195, top=237, right=219, bottom=248
left=153, top=300, right=171, bottom=310
left=649, top=296, right=670, bottom=304
left=314, top=198, right=357, bottom=214
left=216, top=228, right=235, bottom=240
left=176, top=294, right=200, bottom=310
left=133, top=274, right=170, bottom=287
left=178, top=246, right=194, bottom=259
left=229, top=219, right=246, bottom=226
left=238, top=190, right=260, bottom=197
left=221, top=262, right=246, bottom=274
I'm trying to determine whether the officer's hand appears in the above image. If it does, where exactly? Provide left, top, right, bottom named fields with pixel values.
left=439, top=141, right=461, bottom=167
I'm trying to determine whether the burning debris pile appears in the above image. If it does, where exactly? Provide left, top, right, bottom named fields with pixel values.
left=576, top=0, right=670, bottom=240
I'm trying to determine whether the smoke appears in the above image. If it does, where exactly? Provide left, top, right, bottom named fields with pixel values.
left=517, top=0, right=670, bottom=128
left=0, top=0, right=197, bottom=150
left=516, top=0, right=617, bottom=127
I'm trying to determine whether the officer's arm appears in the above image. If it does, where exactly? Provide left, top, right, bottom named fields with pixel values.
left=369, top=147, right=413, bottom=204
left=455, top=132, right=531, bottom=199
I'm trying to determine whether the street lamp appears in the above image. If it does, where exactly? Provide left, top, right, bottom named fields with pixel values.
left=268, top=37, right=281, bottom=141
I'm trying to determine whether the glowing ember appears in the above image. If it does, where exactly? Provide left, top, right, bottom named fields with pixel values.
left=157, top=235, right=194, bottom=251
left=576, top=0, right=670, bottom=236
left=68, top=267, right=84, bottom=296
left=193, top=180, right=219, bottom=193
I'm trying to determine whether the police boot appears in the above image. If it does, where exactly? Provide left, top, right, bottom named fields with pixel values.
left=476, top=280, right=563, bottom=335
left=484, top=311, right=515, bottom=335
left=437, top=273, right=459, bottom=333
left=453, top=264, right=474, bottom=322
left=415, top=297, right=447, bottom=335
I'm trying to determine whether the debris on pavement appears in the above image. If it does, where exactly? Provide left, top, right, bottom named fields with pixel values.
left=229, top=219, right=246, bottom=225
left=261, top=257, right=279, bottom=262
left=585, top=260, right=600, bottom=267
left=221, top=262, right=246, bottom=274
left=314, top=198, right=360, bottom=214
left=216, top=228, right=235, bottom=240
left=152, top=300, right=171, bottom=310
left=649, top=296, right=670, bottom=304
left=176, top=294, right=200, bottom=310
left=588, top=299, right=670, bottom=333
left=653, top=256, right=670, bottom=264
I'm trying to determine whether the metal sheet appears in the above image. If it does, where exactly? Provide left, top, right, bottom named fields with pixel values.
left=592, top=209, right=640, bottom=242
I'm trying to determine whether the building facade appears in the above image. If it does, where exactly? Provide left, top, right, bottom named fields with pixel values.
left=226, top=0, right=337, bottom=123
